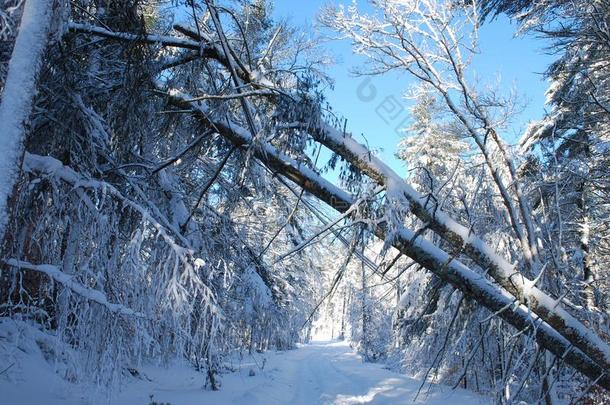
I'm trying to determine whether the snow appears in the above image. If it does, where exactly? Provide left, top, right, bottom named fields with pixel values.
left=0, top=0, right=54, bottom=238
left=0, top=323, right=486, bottom=405
left=23, top=151, right=218, bottom=310
left=0, top=320, right=85, bottom=405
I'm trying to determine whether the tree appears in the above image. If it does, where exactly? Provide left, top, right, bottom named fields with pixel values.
left=397, top=88, right=470, bottom=194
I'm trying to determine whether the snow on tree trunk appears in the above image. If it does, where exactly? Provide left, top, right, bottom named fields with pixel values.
left=0, top=0, right=55, bottom=240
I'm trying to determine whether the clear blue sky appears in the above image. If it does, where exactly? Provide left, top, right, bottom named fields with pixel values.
left=272, top=0, right=553, bottom=178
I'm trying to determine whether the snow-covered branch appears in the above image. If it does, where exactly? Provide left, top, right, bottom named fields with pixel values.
left=68, top=22, right=203, bottom=51
left=3, top=259, right=145, bottom=317
left=22, top=152, right=217, bottom=306
left=159, top=4, right=610, bottom=380
left=300, top=119, right=610, bottom=378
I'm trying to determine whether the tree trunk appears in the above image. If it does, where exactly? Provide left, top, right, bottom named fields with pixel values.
left=577, top=176, right=596, bottom=311
left=0, top=0, right=55, bottom=241
left=340, top=288, right=347, bottom=340
left=361, top=252, right=369, bottom=360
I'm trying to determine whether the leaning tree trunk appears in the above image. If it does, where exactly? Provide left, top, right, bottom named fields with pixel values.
left=173, top=23, right=610, bottom=373
left=0, top=0, right=55, bottom=241
left=162, top=91, right=610, bottom=389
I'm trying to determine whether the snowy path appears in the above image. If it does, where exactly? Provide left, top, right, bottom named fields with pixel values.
left=2, top=336, right=486, bottom=404
left=117, top=340, right=485, bottom=405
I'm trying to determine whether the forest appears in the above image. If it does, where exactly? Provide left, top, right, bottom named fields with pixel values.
left=0, top=0, right=609, bottom=404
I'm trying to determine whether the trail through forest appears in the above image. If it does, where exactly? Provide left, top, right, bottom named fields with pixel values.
left=1, top=330, right=484, bottom=405
left=112, top=340, right=485, bottom=404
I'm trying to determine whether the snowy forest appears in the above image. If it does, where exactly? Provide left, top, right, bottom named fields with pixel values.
left=0, top=0, right=609, bottom=404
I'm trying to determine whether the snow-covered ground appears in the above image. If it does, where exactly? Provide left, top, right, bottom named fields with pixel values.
left=0, top=320, right=485, bottom=405
left=165, top=340, right=486, bottom=405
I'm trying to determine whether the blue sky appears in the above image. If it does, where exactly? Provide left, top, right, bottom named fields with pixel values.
left=272, top=1, right=553, bottom=177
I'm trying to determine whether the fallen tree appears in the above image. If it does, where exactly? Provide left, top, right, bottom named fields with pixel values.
left=162, top=87, right=610, bottom=389
left=160, top=22, right=610, bottom=376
